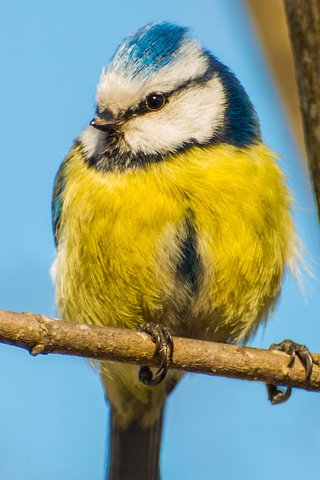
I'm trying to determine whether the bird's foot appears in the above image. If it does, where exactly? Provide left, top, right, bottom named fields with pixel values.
left=267, top=339, right=313, bottom=405
left=138, top=323, right=174, bottom=386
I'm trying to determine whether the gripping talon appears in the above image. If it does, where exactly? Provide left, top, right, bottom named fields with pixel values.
left=296, top=344, right=313, bottom=378
left=267, top=339, right=313, bottom=405
left=267, top=384, right=292, bottom=405
left=138, top=323, right=174, bottom=386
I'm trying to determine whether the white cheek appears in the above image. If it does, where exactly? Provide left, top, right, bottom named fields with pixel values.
left=79, top=126, right=105, bottom=157
left=123, top=76, right=226, bottom=154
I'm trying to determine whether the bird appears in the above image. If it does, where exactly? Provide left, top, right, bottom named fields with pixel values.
left=51, top=22, right=312, bottom=480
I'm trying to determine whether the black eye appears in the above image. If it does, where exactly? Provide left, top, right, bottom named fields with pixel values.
left=145, top=93, right=166, bottom=111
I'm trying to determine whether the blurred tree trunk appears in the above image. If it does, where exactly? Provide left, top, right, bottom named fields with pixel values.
left=247, top=0, right=305, bottom=155
left=284, top=0, right=320, bottom=222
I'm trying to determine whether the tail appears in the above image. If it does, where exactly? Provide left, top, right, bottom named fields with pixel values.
left=107, top=406, right=164, bottom=480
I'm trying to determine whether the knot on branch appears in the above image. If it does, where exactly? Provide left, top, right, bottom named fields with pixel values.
left=29, top=314, right=53, bottom=356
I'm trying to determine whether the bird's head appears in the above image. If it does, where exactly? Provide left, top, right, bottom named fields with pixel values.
left=79, top=22, right=261, bottom=172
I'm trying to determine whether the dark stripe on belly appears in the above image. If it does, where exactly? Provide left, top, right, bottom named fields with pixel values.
left=176, top=212, right=200, bottom=293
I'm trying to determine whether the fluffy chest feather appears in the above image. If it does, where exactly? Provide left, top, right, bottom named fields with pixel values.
left=53, top=143, right=295, bottom=343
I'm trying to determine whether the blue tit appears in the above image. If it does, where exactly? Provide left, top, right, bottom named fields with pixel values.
left=52, top=22, right=299, bottom=480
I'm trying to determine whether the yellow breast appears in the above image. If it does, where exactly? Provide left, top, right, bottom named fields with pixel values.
left=54, top=142, right=296, bottom=343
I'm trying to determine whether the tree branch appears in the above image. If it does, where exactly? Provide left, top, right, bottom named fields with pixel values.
left=284, top=0, right=320, bottom=221
left=0, top=308, right=319, bottom=392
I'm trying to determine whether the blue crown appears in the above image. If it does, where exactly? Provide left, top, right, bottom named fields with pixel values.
left=109, top=22, right=190, bottom=77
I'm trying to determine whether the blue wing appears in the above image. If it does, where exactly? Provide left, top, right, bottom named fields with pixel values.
left=52, top=157, right=69, bottom=247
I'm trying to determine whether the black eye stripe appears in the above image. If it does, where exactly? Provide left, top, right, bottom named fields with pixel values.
left=121, top=69, right=215, bottom=120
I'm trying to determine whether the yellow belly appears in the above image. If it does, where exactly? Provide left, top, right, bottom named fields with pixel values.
left=54, top=142, right=296, bottom=344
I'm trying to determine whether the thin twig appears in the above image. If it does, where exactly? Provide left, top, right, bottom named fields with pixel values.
left=0, top=309, right=319, bottom=391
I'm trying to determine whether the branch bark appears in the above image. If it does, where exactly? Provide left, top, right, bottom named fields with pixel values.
left=0, top=308, right=319, bottom=392
left=284, top=0, right=320, bottom=220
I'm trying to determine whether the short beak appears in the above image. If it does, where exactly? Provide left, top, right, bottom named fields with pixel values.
left=90, top=116, right=116, bottom=133
left=90, top=109, right=118, bottom=133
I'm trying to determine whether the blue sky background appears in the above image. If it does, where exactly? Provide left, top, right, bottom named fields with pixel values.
left=1, top=1, right=320, bottom=479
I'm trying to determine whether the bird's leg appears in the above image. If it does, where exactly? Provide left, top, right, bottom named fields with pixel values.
left=138, top=324, right=174, bottom=386
left=266, top=339, right=313, bottom=405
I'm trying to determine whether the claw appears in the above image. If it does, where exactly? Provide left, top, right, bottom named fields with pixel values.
left=138, top=324, right=174, bottom=386
left=267, top=339, right=313, bottom=405
left=267, top=383, right=292, bottom=405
